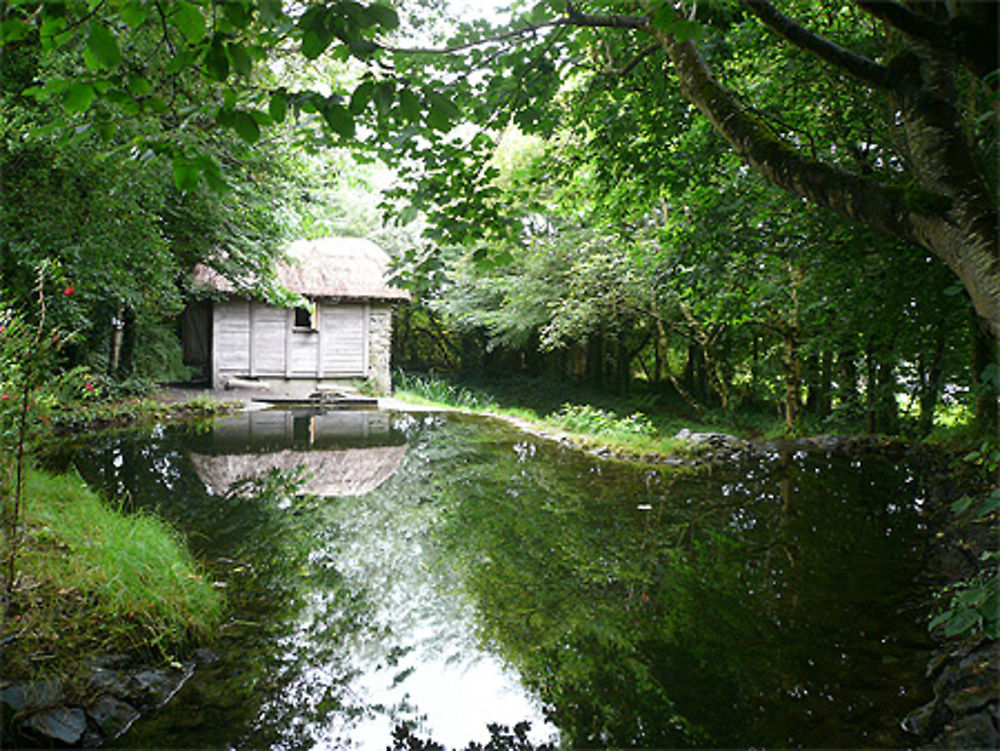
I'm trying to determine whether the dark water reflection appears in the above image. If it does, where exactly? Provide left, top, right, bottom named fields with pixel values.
left=56, top=409, right=935, bottom=749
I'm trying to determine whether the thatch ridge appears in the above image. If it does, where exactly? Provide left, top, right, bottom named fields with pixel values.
left=192, top=236, right=409, bottom=301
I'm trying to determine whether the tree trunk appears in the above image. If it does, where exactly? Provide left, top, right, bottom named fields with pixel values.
left=838, top=345, right=862, bottom=420
left=970, top=313, right=999, bottom=438
left=917, top=335, right=946, bottom=436
left=782, top=327, right=802, bottom=433
left=108, top=304, right=125, bottom=376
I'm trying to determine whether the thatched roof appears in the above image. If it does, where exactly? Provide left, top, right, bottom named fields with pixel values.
left=190, top=444, right=407, bottom=498
left=192, top=236, right=409, bottom=302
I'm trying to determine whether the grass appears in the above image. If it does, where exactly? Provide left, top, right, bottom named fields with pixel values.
left=2, top=467, right=223, bottom=689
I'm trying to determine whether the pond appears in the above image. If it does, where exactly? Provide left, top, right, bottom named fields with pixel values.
left=58, top=407, right=937, bottom=749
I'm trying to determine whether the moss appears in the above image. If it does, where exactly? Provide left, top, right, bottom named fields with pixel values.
left=903, top=185, right=955, bottom=215
left=886, top=50, right=923, bottom=88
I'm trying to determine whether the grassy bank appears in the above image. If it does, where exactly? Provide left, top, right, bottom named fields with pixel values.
left=393, top=371, right=980, bottom=456
left=2, top=467, right=223, bottom=692
left=393, top=371, right=785, bottom=458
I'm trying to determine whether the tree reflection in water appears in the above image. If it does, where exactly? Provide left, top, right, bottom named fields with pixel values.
left=57, top=411, right=934, bottom=749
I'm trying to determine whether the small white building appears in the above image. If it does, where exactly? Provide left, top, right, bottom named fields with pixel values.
left=184, top=237, right=408, bottom=396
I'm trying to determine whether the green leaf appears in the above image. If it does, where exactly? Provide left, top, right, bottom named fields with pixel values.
left=269, top=91, right=288, bottom=123
left=529, top=1, right=554, bottom=24
left=258, top=0, right=284, bottom=24
left=942, top=607, right=981, bottom=637
left=349, top=81, right=373, bottom=114
left=1, top=19, right=30, bottom=43
left=321, top=102, right=355, bottom=138
left=127, top=75, right=151, bottom=96
left=86, top=23, right=121, bottom=69
left=302, top=29, right=332, bottom=60
left=119, top=3, right=149, bottom=28
left=366, top=3, right=399, bottom=30
left=167, top=50, right=197, bottom=73
left=349, top=40, right=378, bottom=57
left=978, top=490, right=1000, bottom=515
left=173, top=1, right=207, bottom=44
left=223, top=2, right=251, bottom=29
left=426, top=91, right=459, bottom=131
left=671, top=19, right=705, bottom=43
left=398, top=88, right=421, bottom=123
left=63, top=83, right=96, bottom=114
left=83, top=46, right=102, bottom=73
left=195, top=155, right=228, bottom=192
left=228, top=42, right=252, bottom=77
left=374, top=80, right=394, bottom=116
left=951, top=495, right=973, bottom=513
left=232, top=111, right=261, bottom=143
left=399, top=205, right=419, bottom=225
left=205, top=40, right=230, bottom=81
left=172, top=156, right=200, bottom=191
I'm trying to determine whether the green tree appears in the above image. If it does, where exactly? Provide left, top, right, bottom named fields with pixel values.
left=5, top=1, right=994, bottom=338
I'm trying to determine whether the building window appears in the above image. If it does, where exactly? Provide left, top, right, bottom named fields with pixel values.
left=294, top=305, right=318, bottom=331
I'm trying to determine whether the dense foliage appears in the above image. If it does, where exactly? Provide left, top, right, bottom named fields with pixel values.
left=0, top=0, right=996, bottom=431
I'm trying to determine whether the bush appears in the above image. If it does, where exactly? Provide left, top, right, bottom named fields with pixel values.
left=551, top=403, right=656, bottom=438
left=393, top=371, right=498, bottom=411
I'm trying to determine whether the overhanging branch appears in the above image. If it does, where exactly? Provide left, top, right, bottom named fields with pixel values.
left=654, top=30, right=921, bottom=249
left=381, top=4, right=647, bottom=58
left=739, top=0, right=889, bottom=88
left=853, top=0, right=998, bottom=82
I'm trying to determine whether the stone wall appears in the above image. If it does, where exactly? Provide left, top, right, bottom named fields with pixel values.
left=367, top=304, right=393, bottom=395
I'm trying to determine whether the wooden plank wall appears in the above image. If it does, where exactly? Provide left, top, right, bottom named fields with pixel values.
left=213, top=300, right=369, bottom=385
left=322, top=303, right=367, bottom=375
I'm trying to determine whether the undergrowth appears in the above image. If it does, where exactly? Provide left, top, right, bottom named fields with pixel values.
left=392, top=371, right=782, bottom=457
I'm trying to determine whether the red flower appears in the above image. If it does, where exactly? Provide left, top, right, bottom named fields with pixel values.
left=1, top=393, right=8, bottom=401
left=85, top=382, right=94, bottom=393
left=63, top=285, right=74, bottom=296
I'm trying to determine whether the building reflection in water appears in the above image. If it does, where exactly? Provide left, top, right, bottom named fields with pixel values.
left=189, top=409, right=407, bottom=497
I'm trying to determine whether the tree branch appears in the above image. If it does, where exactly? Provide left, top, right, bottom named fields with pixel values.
left=653, top=30, right=921, bottom=249
left=739, top=0, right=889, bottom=88
left=381, top=4, right=648, bottom=58
left=564, top=2, right=648, bottom=31
left=853, top=0, right=997, bottom=82
left=619, top=43, right=660, bottom=78
left=380, top=20, right=560, bottom=56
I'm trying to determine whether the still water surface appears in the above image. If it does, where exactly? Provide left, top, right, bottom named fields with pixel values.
left=60, top=408, right=935, bottom=749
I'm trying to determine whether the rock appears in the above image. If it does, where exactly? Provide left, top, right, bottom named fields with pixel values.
left=87, top=665, right=130, bottom=696
left=87, top=694, right=141, bottom=740
left=0, top=679, right=63, bottom=713
left=945, top=686, right=997, bottom=714
left=127, top=663, right=194, bottom=709
left=941, top=711, right=999, bottom=749
left=195, top=647, right=220, bottom=664
left=902, top=699, right=944, bottom=737
left=674, top=430, right=745, bottom=451
left=24, top=707, right=87, bottom=745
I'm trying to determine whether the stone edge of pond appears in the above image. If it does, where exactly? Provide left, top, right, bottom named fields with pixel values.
left=0, top=650, right=219, bottom=747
